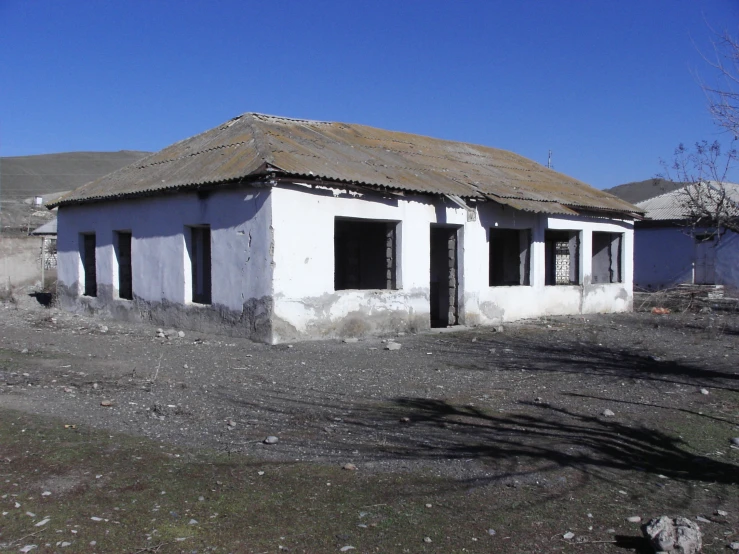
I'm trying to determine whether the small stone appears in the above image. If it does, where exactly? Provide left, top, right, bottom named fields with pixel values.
left=342, top=463, right=357, bottom=471
left=100, top=400, right=113, bottom=407
left=695, top=516, right=711, bottom=523
left=425, top=503, right=432, bottom=508
left=264, top=436, right=279, bottom=445
left=177, top=331, right=185, bottom=338
left=700, top=388, right=709, bottom=395
left=188, top=519, right=198, bottom=525
left=399, top=417, right=411, bottom=423
left=487, top=529, right=496, bottom=536
left=41, top=491, right=51, bottom=496
left=716, top=510, right=728, bottom=516
left=226, top=419, right=236, bottom=428
left=423, top=537, right=432, bottom=543
left=99, top=325, right=108, bottom=333
left=198, top=496, right=205, bottom=501
left=156, top=328, right=163, bottom=334
left=730, top=437, right=739, bottom=446
left=494, top=325, right=504, bottom=332
left=626, top=516, right=642, bottom=523
left=563, top=532, right=575, bottom=540
left=339, top=547, right=355, bottom=552
left=257, top=471, right=265, bottom=476
left=385, top=342, right=401, bottom=351
left=60, top=541, right=71, bottom=547
left=343, top=338, right=359, bottom=343
left=729, top=541, right=739, bottom=550
left=21, top=348, right=29, bottom=354
left=92, top=382, right=99, bottom=390
left=35, top=518, right=50, bottom=527
left=90, top=517, right=103, bottom=522
left=602, top=409, right=615, bottom=417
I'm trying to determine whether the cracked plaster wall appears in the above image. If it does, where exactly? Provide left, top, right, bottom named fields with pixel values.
left=56, top=188, right=273, bottom=340
left=462, top=207, right=634, bottom=325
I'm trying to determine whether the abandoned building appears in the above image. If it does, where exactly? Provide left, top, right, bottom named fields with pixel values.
left=634, top=182, right=739, bottom=292
left=50, top=113, right=642, bottom=343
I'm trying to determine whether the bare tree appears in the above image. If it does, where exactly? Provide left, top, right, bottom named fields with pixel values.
left=658, top=29, right=739, bottom=239
left=662, top=139, right=739, bottom=237
left=701, top=29, right=739, bottom=137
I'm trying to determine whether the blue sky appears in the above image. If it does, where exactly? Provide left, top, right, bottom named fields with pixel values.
left=1, top=0, right=737, bottom=189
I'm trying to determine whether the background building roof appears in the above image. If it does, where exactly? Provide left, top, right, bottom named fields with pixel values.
left=637, top=181, right=739, bottom=221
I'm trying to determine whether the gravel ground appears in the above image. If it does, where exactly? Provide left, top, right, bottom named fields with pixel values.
left=1, top=293, right=738, bottom=482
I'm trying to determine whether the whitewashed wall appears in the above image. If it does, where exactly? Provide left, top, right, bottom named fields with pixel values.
left=56, top=188, right=273, bottom=340
left=271, top=184, right=634, bottom=342
left=57, top=183, right=635, bottom=343
left=635, top=225, right=739, bottom=291
left=460, top=207, right=633, bottom=324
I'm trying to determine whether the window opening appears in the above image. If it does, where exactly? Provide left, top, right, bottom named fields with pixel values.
left=489, top=228, right=531, bottom=286
left=81, top=233, right=97, bottom=297
left=591, top=232, right=623, bottom=284
left=190, top=226, right=212, bottom=304
left=545, top=230, right=580, bottom=285
left=335, top=219, right=397, bottom=290
left=116, top=231, right=133, bottom=300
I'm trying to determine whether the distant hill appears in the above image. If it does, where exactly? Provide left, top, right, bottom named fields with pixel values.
left=603, top=178, right=686, bottom=204
left=1, top=150, right=149, bottom=233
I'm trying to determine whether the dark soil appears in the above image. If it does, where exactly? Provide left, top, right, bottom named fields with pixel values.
left=0, top=293, right=737, bottom=552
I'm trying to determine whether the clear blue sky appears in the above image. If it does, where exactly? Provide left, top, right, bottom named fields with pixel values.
left=1, top=0, right=737, bottom=189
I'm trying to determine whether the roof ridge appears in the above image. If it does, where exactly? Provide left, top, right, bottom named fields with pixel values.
left=248, top=112, right=333, bottom=125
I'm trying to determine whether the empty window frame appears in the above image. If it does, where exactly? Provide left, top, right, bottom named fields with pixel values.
left=115, top=231, right=133, bottom=300
left=334, top=218, right=397, bottom=290
left=81, top=233, right=97, bottom=297
left=489, top=228, right=531, bottom=286
left=545, top=230, right=580, bottom=286
left=189, top=226, right=212, bottom=304
left=591, top=232, right=623, bottom=284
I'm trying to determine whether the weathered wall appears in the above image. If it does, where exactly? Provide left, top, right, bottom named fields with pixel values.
left=57, top=182, right=635, bottom=344
left=56, top=187, right=273, bottom=340
left=634, top=225, right=739, bottom=290
left=271, top=184, right=634, bottom=342
left=716, top=231, right=739, bottom=292
left=0, top=236, right=43, bottom=289
left=462, top=208, right=633, bottom=325
left=270, top=184, right=446, bottom=342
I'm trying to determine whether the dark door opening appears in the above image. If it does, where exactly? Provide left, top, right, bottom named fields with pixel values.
left=430, top=226, right=459, bottom=328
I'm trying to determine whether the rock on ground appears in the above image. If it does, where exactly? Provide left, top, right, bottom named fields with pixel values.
left=642, top=516, right=702, bottom=554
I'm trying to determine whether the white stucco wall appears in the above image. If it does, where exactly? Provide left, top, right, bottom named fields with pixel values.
left=57, top=182, right=635, bottom=343
left=56, top=188, right=273, bottom=339
left=271, top=184, right=634, bottom=342
left=462, top=208, right=633, bottom=324
left=635, top=225, right=739, bottom=291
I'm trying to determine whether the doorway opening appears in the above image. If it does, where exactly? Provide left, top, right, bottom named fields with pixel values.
left=430, top=226, right=459, bottom=328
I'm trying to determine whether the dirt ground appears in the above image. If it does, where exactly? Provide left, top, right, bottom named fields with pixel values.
left=0, top=291, right=738, bottom=552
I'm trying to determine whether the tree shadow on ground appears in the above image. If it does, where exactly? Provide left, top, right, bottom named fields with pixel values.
left=374, top=397, right=738, bottom=485
left=431, top=332, right=739, bottom=392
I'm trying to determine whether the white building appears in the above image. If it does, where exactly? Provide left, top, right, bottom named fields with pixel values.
left=50, top=113, right=641, bottom=343
left=634, top=183, right=739, bottom=292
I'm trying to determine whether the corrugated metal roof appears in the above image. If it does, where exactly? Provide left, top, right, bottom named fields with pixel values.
left=637, top=181, right=739, bottom=220
left=30, top=218, right=57, bottom=235
left=50, top=113, right=642, bottom=216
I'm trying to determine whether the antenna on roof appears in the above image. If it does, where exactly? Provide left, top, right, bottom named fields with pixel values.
left=547, top=150, right=553, bottom=169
